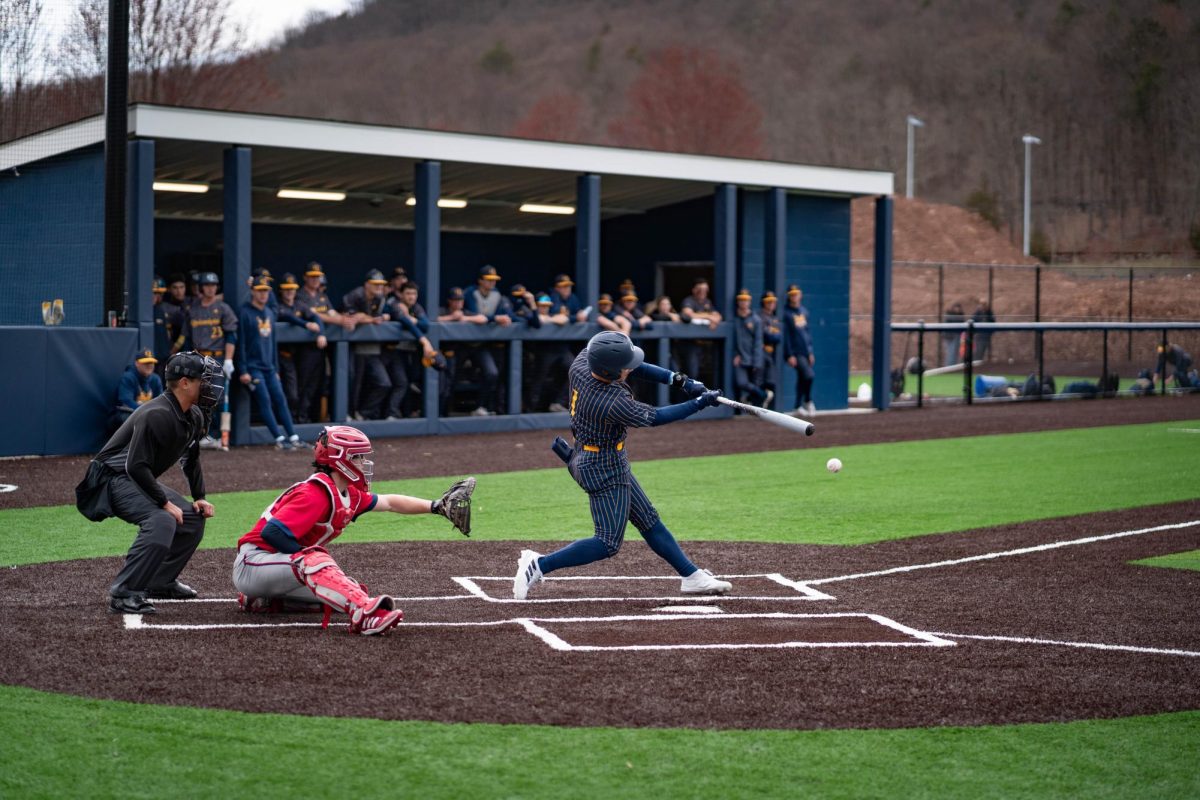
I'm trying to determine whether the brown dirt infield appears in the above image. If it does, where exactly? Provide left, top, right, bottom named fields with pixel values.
left=0, top=396, right=1198, bottom=730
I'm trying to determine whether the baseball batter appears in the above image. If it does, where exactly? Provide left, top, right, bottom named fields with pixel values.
left=513, top=331, right=732, bottom=600
left=232, top=425, right=475, bottom=636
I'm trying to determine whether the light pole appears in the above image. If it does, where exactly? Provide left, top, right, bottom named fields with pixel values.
left=1022, top=134, right=1041, bottom=256
left=905, top=115, right=924, bottom=199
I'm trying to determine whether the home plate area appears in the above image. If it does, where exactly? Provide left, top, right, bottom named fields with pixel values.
left=126, top=571, right=953, bottom=652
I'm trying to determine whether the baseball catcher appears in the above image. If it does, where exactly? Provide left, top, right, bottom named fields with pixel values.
left=232, top=425, right=475, bottom=635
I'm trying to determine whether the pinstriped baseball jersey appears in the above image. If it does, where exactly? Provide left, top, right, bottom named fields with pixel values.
left=567, top=349, right=655, bottom=487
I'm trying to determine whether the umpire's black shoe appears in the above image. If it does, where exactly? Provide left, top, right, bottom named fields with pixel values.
left=109, top=594, right=157, bottom=614
left=145, top=580, right=199, bottom=600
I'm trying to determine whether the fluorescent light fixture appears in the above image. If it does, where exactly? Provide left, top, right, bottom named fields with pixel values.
left=519, top=203, right=575, bottom=215
left=277, top=188, right=346, bottom=201
left=405, top=197, right=469, bottom=209
left=153, top=181, right=209, bottom=193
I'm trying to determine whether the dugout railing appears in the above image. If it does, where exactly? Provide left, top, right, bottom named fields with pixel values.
left=267, top=321, right=733, bottom=446
left=890, top=321, right=1200, bottom=407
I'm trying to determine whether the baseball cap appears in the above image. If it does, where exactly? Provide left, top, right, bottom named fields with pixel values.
left=279, top=273, right=299, bottom=290
left=598, top=293, right=613, bottom=307
left=447, top=287, right=465, bottom=300
left=305, top=262, right=324, bottom=277
left=510, top=283, right=527, bottom=296
left=761, top=290, right=777, bottom=304
left=787, top=284, right=801, bottom=296
left=392, top=266, right=408, bottom=280
left=135, top=348, right=157, bottom=364
left=618, top=278, right=635, bottom=292
left=152, top=275, right=166, bottom=293
left=536, top=294, right=552, bottom=306
left=478, top=265, right=502, bottom=281
left=736, top=288, right=752, bottom=301
left=197, top=272, right=219, bottom=286
left=554, top=273, right=574, bottom=287
left=366, top=269, right=388, bottom=285
left=621, top=291, right=638, bottom=302
left=251, top=269, right=272, bottom=291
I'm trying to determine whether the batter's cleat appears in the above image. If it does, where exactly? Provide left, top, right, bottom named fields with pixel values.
left=109, top=593, right=157, bottom=614
left=680, top=569, right=732, bottom=596
left=348, top=596, right=403, bottom=636
left=146, top=580, right=198, bottom=600
left=513, top=549, right=544, bottom=600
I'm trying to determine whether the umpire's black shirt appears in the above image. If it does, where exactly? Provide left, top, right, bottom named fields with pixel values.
left=95, top=391, right=206, bottom=506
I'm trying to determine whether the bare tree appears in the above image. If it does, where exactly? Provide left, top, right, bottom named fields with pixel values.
left=57, top=0, right=272, bottom=108
left=0, top=0, right=46, bottom=140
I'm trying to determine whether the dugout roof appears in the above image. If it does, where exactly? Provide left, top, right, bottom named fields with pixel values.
left=0, top=105, right=893, bottom=235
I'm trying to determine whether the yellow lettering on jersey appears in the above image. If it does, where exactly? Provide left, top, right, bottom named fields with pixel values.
left=570, top=389, right=578, bottom=416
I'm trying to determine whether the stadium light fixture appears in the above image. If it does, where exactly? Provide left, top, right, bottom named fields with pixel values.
left=405, top=197, right=469, bottom=209
left=276, top=188, right=346, bottom=202
left=519, top=203, right=575, bottom=215
left=153, top=181, right=209, bottom=194
left=1021, top=134, right=1042, bottom=256
left=905, top=115, right=924, bottom=199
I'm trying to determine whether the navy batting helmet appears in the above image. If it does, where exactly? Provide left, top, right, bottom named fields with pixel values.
left=586, top=331, right=644, bottom=381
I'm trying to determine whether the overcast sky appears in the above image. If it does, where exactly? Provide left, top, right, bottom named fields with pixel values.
left=40, top=0, right=361, bottom=48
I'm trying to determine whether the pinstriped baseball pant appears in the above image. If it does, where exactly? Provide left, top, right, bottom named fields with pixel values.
left=588, top=473, right=661, bottom=555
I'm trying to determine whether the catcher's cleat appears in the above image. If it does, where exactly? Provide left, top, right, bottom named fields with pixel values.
left=109, top=593, right=157, bottom=614
left=513, top=549, right=544, bottom=600
left=680, top=569, right=732, bottom=596
left=348, top=596, right=404, bottom=636
left=146, top=580, right=198, bottom=600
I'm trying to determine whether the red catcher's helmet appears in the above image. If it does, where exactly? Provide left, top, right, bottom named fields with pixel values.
left=314, top=426, right=374, bottom=490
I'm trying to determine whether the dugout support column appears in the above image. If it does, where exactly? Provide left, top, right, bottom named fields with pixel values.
left=715, top=184, right=737, bottom=397
left=224, top=146, right=253, bottom=443
left=415, top=160, right=441, bottom=422
left=575, top=174, right=600, bottom=310
left=871, top=195, right=894, bottom=411
left=126, top=138, right=155, bottom=351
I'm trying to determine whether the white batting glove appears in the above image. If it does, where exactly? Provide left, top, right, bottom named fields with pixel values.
left=222, top=359, right=234, bottom=379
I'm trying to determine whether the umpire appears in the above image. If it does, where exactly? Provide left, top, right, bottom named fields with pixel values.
left=75, top=351, right=224, bottom=614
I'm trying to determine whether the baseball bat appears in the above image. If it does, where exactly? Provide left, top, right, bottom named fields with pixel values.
left=716, top=396, right=814, bottom=436
left=219, top=386, right=231, bottom=451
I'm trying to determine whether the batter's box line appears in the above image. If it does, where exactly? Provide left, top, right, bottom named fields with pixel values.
left=929, top=630, right=1200, bottom=658
left=452, top=573, right=834, bottom=603
left=515, top=612, right=956, bottom=652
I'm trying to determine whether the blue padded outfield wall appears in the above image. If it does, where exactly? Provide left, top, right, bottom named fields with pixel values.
left=0, top=327, right=138, bottom=456
left=0, top=146, right=106, bottom=327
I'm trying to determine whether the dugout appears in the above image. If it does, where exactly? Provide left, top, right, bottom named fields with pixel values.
left=0, top=105, right=893, bottom=456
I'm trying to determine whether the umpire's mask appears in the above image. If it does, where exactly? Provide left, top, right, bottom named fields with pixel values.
left=166, top=351, right=225, bottom=411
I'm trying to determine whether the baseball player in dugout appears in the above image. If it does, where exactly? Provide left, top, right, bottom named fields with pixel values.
left=732, top=288, right=768, bottom=407
left=782, top=284, right=816, bottom=417
left=185, top=271, right=238, bottom=448
left=232, top=426, right=475, bottom=636
left=76, top=352, right=225, bottom=615
left=236, top=275, right=305, bottom=450
left=757, top=290, right=781, bottom=409
left=513, top=331, right=732, bottom=600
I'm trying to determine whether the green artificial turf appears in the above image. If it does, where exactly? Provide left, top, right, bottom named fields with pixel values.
left=850, top=371, right=1140, bottom=398
left=2, top=419, right=1197, bottom=567
left=3, top=421, right=1199, bottom=797
left=2, top=685, right=1197, bottom=800
left=1132, top=550, right=1200, bottom=572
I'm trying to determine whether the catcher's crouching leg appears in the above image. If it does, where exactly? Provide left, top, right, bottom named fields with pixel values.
left=289, top=546, right=403, bottom=635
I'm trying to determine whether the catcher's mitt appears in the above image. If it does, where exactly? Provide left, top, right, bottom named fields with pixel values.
left=432, top=477, right=475, bottom=536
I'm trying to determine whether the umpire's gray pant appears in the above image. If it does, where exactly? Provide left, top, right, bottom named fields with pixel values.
left=107, top=476, right=205, bottom=597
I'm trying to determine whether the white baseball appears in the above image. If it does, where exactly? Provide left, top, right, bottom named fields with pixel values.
left=826, top=457, right=842, bottom=473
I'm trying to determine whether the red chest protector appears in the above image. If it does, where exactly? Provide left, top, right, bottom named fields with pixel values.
left=264, top=472, right=357, bottom=549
